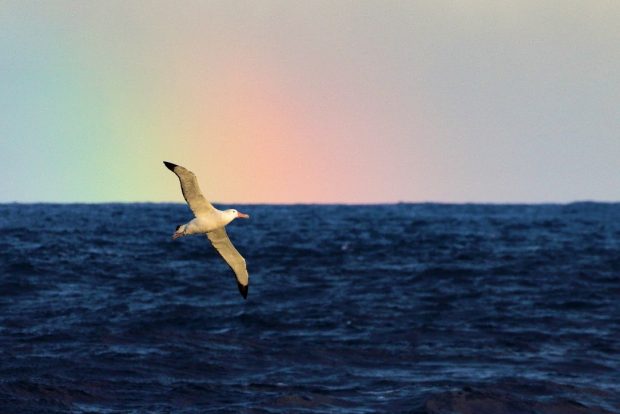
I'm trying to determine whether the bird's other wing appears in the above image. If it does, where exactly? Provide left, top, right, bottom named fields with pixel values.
left=207, top=228, right=249, bottom=299
left=163, top=161, right=215, bottom=217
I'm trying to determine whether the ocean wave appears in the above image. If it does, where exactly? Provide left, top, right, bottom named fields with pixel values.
left=0, top=203, right=618, bottom=413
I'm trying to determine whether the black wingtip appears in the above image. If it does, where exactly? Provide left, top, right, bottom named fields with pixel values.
left=237, top=282, right=248, bottom=299
left=163, top=161, right=178, bottom=171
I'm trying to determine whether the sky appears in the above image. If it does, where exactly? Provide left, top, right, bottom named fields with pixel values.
left=1, top=1, right=619, bottom=203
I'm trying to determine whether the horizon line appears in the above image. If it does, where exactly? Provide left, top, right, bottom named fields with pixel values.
left=1, top=199, right=618, bottom=206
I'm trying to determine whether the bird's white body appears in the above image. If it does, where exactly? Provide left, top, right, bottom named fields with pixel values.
left=181, top=210, right=237, bottom=235
left=163, top=161, right=250, bottom=299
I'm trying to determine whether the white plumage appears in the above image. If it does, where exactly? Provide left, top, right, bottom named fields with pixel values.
left=164, top=161, right=250, bottom=299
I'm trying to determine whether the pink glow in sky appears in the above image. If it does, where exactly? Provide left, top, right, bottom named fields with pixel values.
left=1, top=1, right=619, bottom=203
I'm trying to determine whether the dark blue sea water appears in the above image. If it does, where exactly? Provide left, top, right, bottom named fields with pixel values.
left=0, top=203, right=619, bottom=413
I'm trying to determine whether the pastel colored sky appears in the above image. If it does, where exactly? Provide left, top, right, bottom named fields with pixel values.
left=1, top=1, right=619, bottom=203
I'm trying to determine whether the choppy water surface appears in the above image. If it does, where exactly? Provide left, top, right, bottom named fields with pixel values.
left=0, top=203, right=619, bottom=413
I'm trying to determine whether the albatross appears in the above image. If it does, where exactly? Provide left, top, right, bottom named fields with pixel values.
left=163, top=161, right=250, bottom=299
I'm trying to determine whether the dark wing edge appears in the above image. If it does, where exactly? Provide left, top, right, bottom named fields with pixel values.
left=207, top=228, right=249, bottom=299
left=163, top=161, right=214, bottom=216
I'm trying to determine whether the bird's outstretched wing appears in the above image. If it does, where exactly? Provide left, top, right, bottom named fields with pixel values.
left=163, top=161, right=215, bottom=217
left=207, top=228, right=249, bottom=299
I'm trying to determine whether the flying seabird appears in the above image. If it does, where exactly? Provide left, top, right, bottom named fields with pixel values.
left=163, top=161, right=250, bottom=299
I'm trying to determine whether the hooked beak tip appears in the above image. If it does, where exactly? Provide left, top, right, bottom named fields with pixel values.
left=237, top=212, right=250, bottom=219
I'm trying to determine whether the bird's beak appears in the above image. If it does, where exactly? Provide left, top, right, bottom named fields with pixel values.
left=172, top=233, right=183, bottom=240
left=237, top=212, right=250, bottom=219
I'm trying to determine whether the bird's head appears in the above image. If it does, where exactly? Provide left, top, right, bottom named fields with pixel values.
left=172, top=224, right=187, bottom=240
left=225, top=209, right=250, bottom=224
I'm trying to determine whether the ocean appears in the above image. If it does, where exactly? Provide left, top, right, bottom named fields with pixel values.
left=0, top=203, right=618, bottom=413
